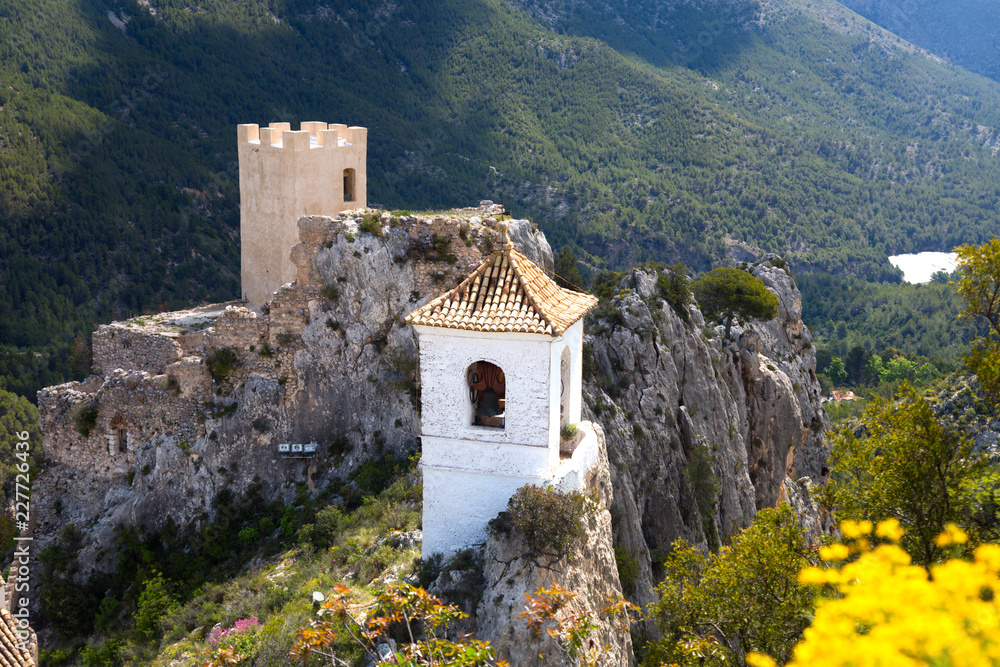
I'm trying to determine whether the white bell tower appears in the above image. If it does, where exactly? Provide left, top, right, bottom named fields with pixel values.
left=406, top=225, right=598, bottom=557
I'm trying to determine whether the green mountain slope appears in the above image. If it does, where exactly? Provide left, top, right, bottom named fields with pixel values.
left=837, top=0, right=1000, bottom=83
left=4, top=0, right=1000, bottom=396
left=503, top=0, right=1000, bottom=262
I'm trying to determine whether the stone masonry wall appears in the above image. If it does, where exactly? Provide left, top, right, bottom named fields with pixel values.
left=92, top=325, right=183, bottom=375
left=38, top=370, right=203, bottom=476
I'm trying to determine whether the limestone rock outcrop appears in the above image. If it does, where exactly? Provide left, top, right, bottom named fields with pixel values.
left=583, top=257, right=828, bottom=614
left=475, top=422, right=633, bottom=666
left=35, top=210, right=826, bottom=665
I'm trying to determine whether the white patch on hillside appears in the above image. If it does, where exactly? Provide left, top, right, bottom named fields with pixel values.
left=107, top=10, right=130, bottom=33
left=888, top=251, right=957, bottom=284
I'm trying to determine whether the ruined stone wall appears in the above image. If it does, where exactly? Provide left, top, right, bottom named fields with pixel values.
left=37, top=370, right=203, bottom=477
left=207, top=305, right=278, bottom=391
left=92, top=325, right=183, bottom=375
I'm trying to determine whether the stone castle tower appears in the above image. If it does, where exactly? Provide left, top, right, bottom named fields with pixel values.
left=405, top=225, right=599, bottom=556
left=238, top=121, right=367, bottom=308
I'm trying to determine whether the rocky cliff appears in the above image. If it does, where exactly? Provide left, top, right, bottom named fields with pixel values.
left=475, top=422, right=632, bottom=666
left=583, top=258, right=828, bottom=613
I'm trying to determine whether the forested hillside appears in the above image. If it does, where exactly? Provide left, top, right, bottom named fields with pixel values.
left=4, top=0, right=1000, bottom=397
left=837, top=0, right=1000, bottom=82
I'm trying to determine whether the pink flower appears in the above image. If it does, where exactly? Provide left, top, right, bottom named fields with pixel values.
left=207, top=616, right=259, bottom=645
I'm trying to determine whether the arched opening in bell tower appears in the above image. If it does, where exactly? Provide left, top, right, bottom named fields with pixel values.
left=560, top=347, right=572, bottom=428
left=468, top=361, right=505, bottom=428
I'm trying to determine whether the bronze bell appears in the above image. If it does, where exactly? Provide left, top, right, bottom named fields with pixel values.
left=476, top=389, right=503, bottom=418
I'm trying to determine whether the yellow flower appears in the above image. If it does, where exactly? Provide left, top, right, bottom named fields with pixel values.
left=820, top=543, right=851, bottom=562
left=875, top=518, right=905, bottom=543
left=746, top=653, right=778, bottom=667
left=799, top=566, right=834, bottom=585
left=975, top=544, right=1000, bottom=572
left=840, top=519, right=873, bottom=539
left=771, top=537, right=1000, bottom=666
left=935, top=523, right=968, bottom=547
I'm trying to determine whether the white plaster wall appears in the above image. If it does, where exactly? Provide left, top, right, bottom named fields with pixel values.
left=415, top=327, right=556, bottom=459
left=238, top=123, right=367, bottom=308
left=421, top=436, right=552, bottom=478
left=414, top=316, right=590, bottom=558
left=422, top=466, right=545, bottom=557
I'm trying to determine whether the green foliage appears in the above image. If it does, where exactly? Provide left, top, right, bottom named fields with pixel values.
left=560, top=422, right=578, bottom=441
left=298, top=506, right=343, bottom=550
left=6, top=0, right=1000, bottom=398
left=357, top=212, right=383, bottom=237
left=684, top=445, right=720, bottom=549
left=74, top=400, right=99, bottom=437
left=38, top=459, right=422, bottom=653
left=657, top=264, right=692, bottom=321
left=554, top=247, right=585, bottom=290
left=693, top=267, right=778, bottom=338
left=320, top=284, right=340, bottom=302
left=78, top=638, right=123, bottom=667
left=488, top=484, right=595, bottom=556
left=38, top=525, right=102, bottom=636
left=825, top=385, right=987, bottom=565
left=134, top=573, right=178, bottom=639
left=827, top=357, right=847, bottom=384
left=591, top=271, right=625, bottom=301
left=351, top=455, right=409, bottom=496
left=800, top=273, right=972, bottom=370
left=614, top=545, right=639, bottom=597
left=645, top=506, right=815, bottom=667
left=238, top=527, right=260, bottom=544
left=0, top=389, right=41, bottom=558
left=956, top=239, right=1000, bottom=403
left=431, top=234, right=457, bottom=264
left=839, top=0, right=1000, bottom=82
left=205, top=348, right=240, bottom=382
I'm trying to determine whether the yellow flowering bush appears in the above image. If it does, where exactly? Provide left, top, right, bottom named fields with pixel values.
left=749, top=520, right=1000, bottom=667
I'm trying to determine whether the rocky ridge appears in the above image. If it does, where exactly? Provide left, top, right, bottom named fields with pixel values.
left=582, top=257, right=828, bottom=613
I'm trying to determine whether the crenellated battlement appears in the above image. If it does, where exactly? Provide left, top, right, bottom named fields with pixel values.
left=237, top=122, right=368, bottom=152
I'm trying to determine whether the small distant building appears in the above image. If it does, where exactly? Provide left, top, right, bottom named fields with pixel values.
left=406, top=224, right=599, bottom=557
left=831, top=390, right=857, bottom=402
left=237, top=122, right=368, bottom=308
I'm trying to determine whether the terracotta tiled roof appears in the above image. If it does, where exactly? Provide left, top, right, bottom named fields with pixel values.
left=0, top=610, right=33, bottom=667
left=405, top=231, right=598, bottom=336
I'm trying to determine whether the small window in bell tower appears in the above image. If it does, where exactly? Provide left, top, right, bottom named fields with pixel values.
left=469, top=361, right=505, bottom=428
